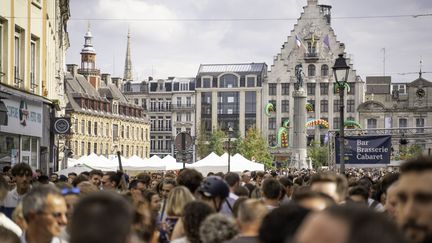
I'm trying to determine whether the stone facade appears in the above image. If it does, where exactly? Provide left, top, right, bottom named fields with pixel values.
left=0, top=0, right=70, bottom=172
left=64, top=29, right=150, bottom=162
left=264, top=0, right=364, bottom=161
left=123, top=77, right=196, bottom=159
left=359, top=74, right=432, bottom=154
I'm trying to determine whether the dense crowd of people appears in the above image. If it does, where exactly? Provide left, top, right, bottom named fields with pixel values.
left=0, top=155, right=431, bottom=243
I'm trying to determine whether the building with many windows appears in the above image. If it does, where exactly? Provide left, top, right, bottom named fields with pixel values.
left=124, top=77, right=196, bottom=158
left=264, top=0, right=364, bottom=161
left=64, top=29, right=150, bottom=160
left=358, top=73, right=432, bottom=153
left=195, top=63, right=267, bottom=143
left=0, top=0, right=70, bottom=172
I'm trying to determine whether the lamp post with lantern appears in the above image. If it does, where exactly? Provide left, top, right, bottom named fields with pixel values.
left=332, top=54, right=350, bottom=174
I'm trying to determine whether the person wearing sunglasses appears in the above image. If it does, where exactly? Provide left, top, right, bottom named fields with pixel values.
left=21, top=185, right=67, bottom=243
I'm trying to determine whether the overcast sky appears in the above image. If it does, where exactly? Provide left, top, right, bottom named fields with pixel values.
left=65, top=0, right=432, bottom=83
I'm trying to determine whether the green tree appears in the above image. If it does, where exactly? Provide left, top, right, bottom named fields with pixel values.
left=196, top=126, right=210, bottom=159
left=209, top=128, right=226, bottom=156
left=398, top=144, right=423, bottom=160
left=307, top=140, right=328, bottom=168
left=237, top=127, right=273, bottom=169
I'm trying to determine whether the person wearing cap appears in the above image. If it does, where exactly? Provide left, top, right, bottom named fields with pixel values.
left=197, top=176, right=230, bottom=213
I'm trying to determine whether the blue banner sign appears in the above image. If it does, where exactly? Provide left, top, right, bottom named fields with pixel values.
left=335, top=135, right=391, bottom=164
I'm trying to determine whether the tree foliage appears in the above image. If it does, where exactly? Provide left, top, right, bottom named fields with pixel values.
left=196, top=126, right=210, bottom=159
left=396, top=144, right=423, bottom=161
left=209, top=128, right=226, bottom=156
left=237, top=127, right=273, bottom=169
left=307, top=140, right=328, bottom=168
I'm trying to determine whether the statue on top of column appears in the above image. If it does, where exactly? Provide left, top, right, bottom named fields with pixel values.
left=295, top=64, right=305, bottom=90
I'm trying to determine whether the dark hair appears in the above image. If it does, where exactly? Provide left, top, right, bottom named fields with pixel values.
left=259, top=203, right=310, bottom=243
left=142, top=190, right=158, bottom=204
left=129, top=179, right=146, bottom=190
left=183, top=201, right=215, bottom=243
left=244, top=183, right=256, bottom=198
left=349, top=186, right=369, bottom=203
left=325, top=205, right=407, bottom=243
left=279, top=177, right=294, bottom=187
left=80, top=171, right=90, bottom=177
left=58, top=175, right=68, bottom=182
left=2, top=166, right=11, bottom=173
left=136, top=173, right=151, bottom=186
left=11, top=163, right=32, bottom=177
left=70, top=192, right=134, bottom=243
left=105, top=171, right=122, bottom=188
left=256, top=171, right=265, bottom=178
left=89, top=169, right=103, bottom=178
left=72, top=174, right=89, bottom=187
left=401, top=156, right=432, bottom=173
left=162, top=178, right=177, bottom=187
left=68, top=172, right=78, bottom=177
left=233, top=186, right=249, bottom=197
left=262, top=178, right=282, bottom=200
left=37, top=175, right=50, bottom=184
left=224, top=172, right=240, bottom=187
left=177, top=168, right=203, bottom=194
left=0, top=226, right=20, bottom=243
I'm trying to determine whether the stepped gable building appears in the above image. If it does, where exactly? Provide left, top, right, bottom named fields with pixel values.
left=64, top=29, right=150, bottom=160
left=359, top=71, right=432, bottom=154
left=264, top=0, right=364, bottom=161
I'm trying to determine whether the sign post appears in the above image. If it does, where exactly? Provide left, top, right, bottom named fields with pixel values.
left=175, top=132, right=193, bottom=168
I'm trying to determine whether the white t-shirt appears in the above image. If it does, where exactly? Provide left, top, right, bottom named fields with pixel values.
left=0, top=212, right=22, bottom=236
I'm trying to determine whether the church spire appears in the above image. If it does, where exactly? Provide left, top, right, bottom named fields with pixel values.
left=123, top=28, right=133, bottom=81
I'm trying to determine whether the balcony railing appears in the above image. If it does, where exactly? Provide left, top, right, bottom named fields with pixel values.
left=148, top=107, right=172, bottom=112
left=304, top=52, right=319, bottom=61
left=172, top=104, right=195, bottom=110
left=151, top=127, right=172, bottom=132
left=14, top=67, right=23, bottom=88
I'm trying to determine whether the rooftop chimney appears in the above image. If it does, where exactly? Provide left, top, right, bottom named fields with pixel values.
left=66, top=64, right=78, bottom=77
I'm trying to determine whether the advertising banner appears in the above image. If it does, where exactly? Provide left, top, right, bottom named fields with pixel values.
left=335, top=135, right=391, bottom=165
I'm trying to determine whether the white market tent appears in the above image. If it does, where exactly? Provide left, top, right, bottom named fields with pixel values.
left=188, top=152, right=264, bottom=175
left=56, top=164, right=93, bottom=176
left=66, top=152, right=265, bottom=174
left=163, top=155, right=184, bottom=170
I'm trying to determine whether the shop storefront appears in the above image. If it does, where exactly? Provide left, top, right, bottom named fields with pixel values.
left=0, top=86, right=46, bottom=170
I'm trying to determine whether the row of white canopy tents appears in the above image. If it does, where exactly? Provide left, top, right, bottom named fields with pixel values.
left=59, top=152, right=264, bottom=176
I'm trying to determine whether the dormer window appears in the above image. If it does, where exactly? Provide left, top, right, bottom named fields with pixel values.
left=112, top=102, right=118, bottom=114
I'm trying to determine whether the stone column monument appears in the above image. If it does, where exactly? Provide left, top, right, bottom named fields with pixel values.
left=292, top=64, right=308, bottom=168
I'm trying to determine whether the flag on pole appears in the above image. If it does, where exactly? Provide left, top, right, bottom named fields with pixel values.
left=323, top=35, right=330, bottom=49
left=295, top=35, right=302, bottom=48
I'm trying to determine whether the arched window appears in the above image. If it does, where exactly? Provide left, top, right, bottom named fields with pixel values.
left=308, top=64, right=316, bottom=77
left=219, top=74, right=238, bottom=88
left=321, top=64, right=329, bottom=76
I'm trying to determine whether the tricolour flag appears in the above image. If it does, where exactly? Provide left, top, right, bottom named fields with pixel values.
left=295, top=35, right=302, bottom=48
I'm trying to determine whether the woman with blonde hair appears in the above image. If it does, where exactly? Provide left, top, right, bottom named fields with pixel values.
left=164, top=186, right=194, bottom=238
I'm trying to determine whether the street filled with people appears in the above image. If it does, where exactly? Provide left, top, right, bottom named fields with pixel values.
left=0, top=156, right=431, bottom=243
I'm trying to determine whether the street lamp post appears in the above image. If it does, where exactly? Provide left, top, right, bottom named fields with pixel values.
left=227, top=126, right=233, bottom=172
left=332, top=54, right=350, bottom=174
